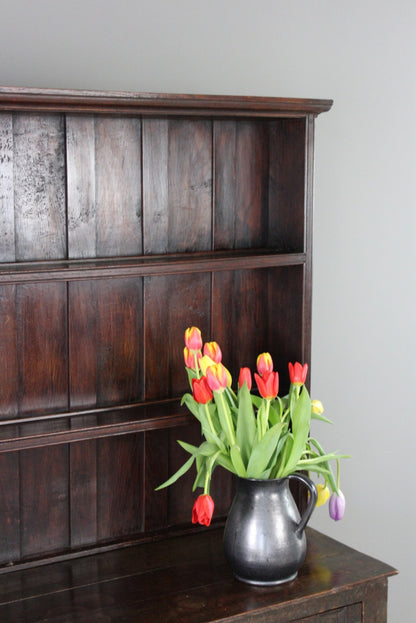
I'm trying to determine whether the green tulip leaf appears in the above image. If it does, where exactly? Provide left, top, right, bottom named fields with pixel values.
left=230, top=445, right=247, bottom=477
left=246, top=422, right=285, bottom=478
left=155, top=455, right=195, bottom=490
left=236, top=383, right=256, bottom=465
left=279, top=386, right=311, bottom=477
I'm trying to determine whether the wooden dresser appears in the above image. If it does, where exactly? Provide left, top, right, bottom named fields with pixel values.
left=0, top=87, right=396, bottom=621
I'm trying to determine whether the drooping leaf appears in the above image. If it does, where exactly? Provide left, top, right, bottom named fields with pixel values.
left=155, top=455, right=195, bottom=490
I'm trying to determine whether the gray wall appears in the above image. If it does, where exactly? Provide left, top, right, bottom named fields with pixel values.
left=1, top=1, right=414, bottom=620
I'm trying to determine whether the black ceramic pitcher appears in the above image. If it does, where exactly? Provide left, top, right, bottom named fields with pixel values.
left=223, top=473, right=317, bottom=585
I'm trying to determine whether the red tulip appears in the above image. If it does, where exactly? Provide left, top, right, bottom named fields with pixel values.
left=192, top=376, right=213, bottom=404
left=288, top=361, right=308, bottom=386
left=206, top=363, right=228, bottom=392
left=203, top=341, right=222, bottom=363
left=238, top=367, right=252, bottom=390
left=184, top=326, right=202, bottom=351
left=254, top=371, right=279, bottom=399
left=192, top=494, right=215, bottom=526
left=256, top=352, right=273, bottom=376
left=184, top=347, right=201, bottom=369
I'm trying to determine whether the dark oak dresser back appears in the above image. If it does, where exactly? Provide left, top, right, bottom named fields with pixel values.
left=0, top=88, right=332, bottom=569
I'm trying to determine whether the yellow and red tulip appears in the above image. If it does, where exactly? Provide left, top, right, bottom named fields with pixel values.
left=206, top=363, right=228, bottom=392
left=203, top=341, right=222, bottom=363
left=184, top=346, right=201, bottom=370
left=184, top=326, right=203, bottom=351
left=256, top=352, right=273, bottom=376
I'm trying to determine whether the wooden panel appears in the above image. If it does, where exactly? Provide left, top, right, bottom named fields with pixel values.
left=144, top=429, right=170, bottom=531
left=267, top=265, right=305, bottom=392
left=167, top=120, right=212, bottom=252
left=0, top=114, right=15, bottom=262
left=66, top=116, right=96, bottom=258
left=268, top=118, right=306, bottom=252
left=97, top=434, right=144, bottom=540
left=144, top=273, right=211, bottom=400
left=0, top=452, right=20, bottom=563
left=95, top=278, right=143, bottom=406
left=95, top=117, right=142, bottom=257
left=13, top=114, right=66, bottom=261
left=0, top=285, right=20, bottom=562
left=214, top=120, right=269, bottom=250
left=142, top=119, right=169, bottom=254
left=20, top=446, right=69, bottom=558
left=0, top=285, right=18, bottom=418
left=67, top=116, right=142, bottom=258
left=212, top=268, right=269, bottom=378
left=68, top=278, right=143, bottom=546
left=70, top=441, right=98, bottom=548
left=17, top=283, right=68, bottom=415
left=143, top=119, right=212, bottom=254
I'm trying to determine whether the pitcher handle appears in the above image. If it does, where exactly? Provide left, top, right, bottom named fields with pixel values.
left=287, top=473, right=317, bottom=534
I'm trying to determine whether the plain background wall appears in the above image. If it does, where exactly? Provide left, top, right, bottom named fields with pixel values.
left=0, top=1, right=414, bottom=620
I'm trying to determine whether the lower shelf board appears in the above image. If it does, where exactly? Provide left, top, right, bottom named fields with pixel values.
left=0, top=528, right=397, bottom=623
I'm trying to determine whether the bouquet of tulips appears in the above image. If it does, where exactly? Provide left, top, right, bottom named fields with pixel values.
left=157, top=327, right=347, bottom=527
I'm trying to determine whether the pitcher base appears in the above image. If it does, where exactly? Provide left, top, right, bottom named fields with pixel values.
left=234, top=571, right=298, bottom=586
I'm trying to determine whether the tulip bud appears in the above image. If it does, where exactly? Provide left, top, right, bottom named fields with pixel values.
left=288, top=361, right=308, bottom=386
left=311, top=400, right=324, bottom=416
left=238, top=367, right=252, bottom=391
left=203, top=341, right=222, bottom=363
left=316, top=483, right=330, bottom=507
left=192, top=494, right=215, bottom=526
left=256, top=352, right=273, bottom=376
left=329, top=491, right=345, bottom=521
left=184, top=327, right=202, bottom=351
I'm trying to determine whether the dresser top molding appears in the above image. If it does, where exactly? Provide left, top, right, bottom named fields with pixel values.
left=0, top=86, right=333, bottom=117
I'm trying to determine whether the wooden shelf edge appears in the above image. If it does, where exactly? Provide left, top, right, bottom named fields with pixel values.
left=0, top=401, right=192, bottom=453
left=0, top=251, right=306, bottom=285
left=0, top=86, right=333, bottom=117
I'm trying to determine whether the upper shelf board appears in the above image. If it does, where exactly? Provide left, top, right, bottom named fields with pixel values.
left=0, top=87, right=333, bottom=117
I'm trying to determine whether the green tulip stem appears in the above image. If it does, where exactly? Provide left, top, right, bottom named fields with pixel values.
left=204, top=403, right=217, bottom=436
left=193, top=352, right=201, bottom=379
left=217, top=391, right=236, bottom=446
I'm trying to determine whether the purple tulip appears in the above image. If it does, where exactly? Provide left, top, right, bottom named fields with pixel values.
left=329, top=490, right=345, bottom=521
